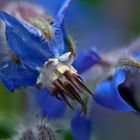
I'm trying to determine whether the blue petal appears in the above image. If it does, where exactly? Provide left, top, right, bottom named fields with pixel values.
left=35, top=88, right=66, bottom=119
left=73, top=47, right=101, bottom=74
left=71, top=111, right=92, bottom=140
left=113, top=69, right=126, bottom=91
left=49, top=26, right=65, bottom=57
left=0, top=12, right=53, bottom=69
left=50, top=0, right=72, bottom=56
left=0, top=62, right=38, bottom=92
left=52, top=0, right=71, bottom=30
left=94, top=69, right=135, bottom=112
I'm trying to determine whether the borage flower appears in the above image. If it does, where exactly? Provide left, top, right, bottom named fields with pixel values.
left=95, top=38, right=140, bottom=112
left=0, top=0, right=100, bottom=114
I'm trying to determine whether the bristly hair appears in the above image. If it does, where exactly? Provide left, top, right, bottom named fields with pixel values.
left=13, top=115, right=63, bottom=140
left=127, top=37, right=140, bottom=56
left=117, top=57, right=140, bottom=70
left=18, top=129, right=35, bottom=140
left=74, top=94, right=96, bottom=120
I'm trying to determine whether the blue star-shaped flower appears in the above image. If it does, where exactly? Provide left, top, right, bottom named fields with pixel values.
left=0, top=0, right=101, bottom=114
left=0, top=2, right=101, bottom=140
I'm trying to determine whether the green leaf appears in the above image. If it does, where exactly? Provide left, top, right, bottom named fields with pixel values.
left=0, top=124, right=14, bottom=139
left=64, top=130, right=74, bottom=140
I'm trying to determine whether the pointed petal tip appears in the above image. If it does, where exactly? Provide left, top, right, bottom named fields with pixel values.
left=52, top=0, right=72, bottom=29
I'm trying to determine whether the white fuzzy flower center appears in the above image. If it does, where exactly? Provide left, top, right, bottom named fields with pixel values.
left=36, top=52, right=76, bottom=89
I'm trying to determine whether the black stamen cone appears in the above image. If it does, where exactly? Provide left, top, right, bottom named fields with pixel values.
left=53, top=70, right=93, bottom=114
